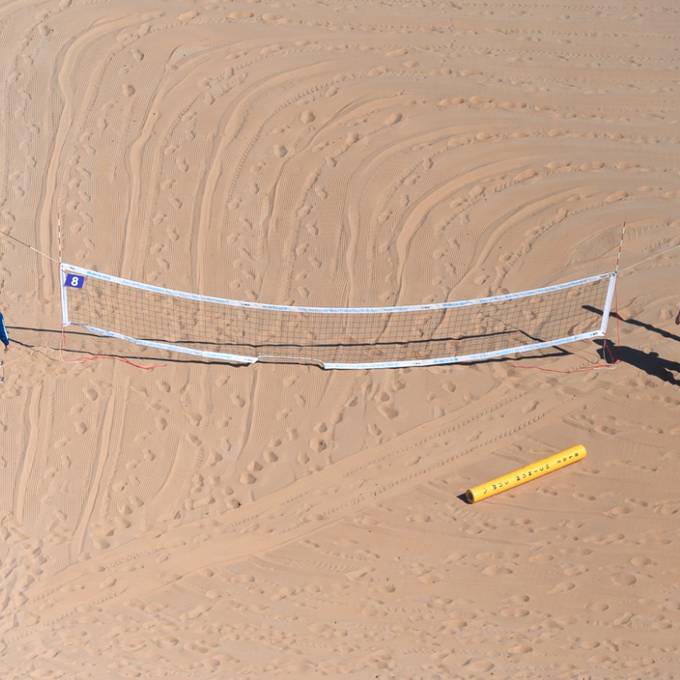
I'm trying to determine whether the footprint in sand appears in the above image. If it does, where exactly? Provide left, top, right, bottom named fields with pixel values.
left=611, top=572, right=637, bottom=587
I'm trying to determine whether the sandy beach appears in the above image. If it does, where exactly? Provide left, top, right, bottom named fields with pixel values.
left=1, top=1, right=679, bottom=678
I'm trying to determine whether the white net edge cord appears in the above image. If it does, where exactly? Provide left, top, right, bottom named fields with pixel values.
left=60, top=262, right=617, bottom=370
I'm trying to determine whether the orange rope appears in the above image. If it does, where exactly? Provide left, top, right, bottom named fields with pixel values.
left=58, top=325, right=161, bottom=371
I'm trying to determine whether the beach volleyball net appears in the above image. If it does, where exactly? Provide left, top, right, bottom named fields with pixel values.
left=60, top=263, right=616, bottom=369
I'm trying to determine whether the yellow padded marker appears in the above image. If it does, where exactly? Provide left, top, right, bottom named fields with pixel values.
left=465, top=445, right=587, bottom=503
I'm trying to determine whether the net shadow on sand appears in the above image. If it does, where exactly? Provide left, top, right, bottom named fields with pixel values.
left=10, top=325, right=571, bottom=368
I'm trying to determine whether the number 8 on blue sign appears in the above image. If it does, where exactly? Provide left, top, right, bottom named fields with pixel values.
left=64, top=274, right=85, bottom=288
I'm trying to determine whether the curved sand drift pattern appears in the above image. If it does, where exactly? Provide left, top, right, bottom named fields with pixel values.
left=1, top=1, right=679, bottom=678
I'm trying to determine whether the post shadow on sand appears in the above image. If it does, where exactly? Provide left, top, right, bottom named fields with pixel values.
left=595, top=339, right=680, bottom=387
left=583, top=305, right=680, bottom=386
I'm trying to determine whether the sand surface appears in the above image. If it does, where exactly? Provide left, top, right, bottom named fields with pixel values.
left=1, top=1, right=679, bottom=678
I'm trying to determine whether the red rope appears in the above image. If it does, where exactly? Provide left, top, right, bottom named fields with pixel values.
left=59, top=326, right=161, bottom=371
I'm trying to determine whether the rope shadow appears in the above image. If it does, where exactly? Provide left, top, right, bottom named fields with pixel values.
left=7, top=334, right=245, bottom=367
left=584, top=305, right=680, bottom=343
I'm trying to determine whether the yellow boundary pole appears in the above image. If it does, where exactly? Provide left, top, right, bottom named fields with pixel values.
left=465, top=445, right=587, bottom=503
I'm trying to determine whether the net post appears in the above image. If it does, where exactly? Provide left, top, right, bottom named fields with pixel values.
left=598, top=273, right=617, bottom=336
left=59, top=262, right=71, bottom=327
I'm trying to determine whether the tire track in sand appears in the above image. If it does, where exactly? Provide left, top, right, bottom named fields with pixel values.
left=14, top=381, right=589, bottom=633
left=71, top=371, right=130, bottom=558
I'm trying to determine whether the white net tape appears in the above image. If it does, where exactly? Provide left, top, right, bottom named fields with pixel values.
left=60, top=263, right=616, bottom=369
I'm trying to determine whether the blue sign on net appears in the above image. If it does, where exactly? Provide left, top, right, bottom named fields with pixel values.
left=64, top=273, right=85, bottom=288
